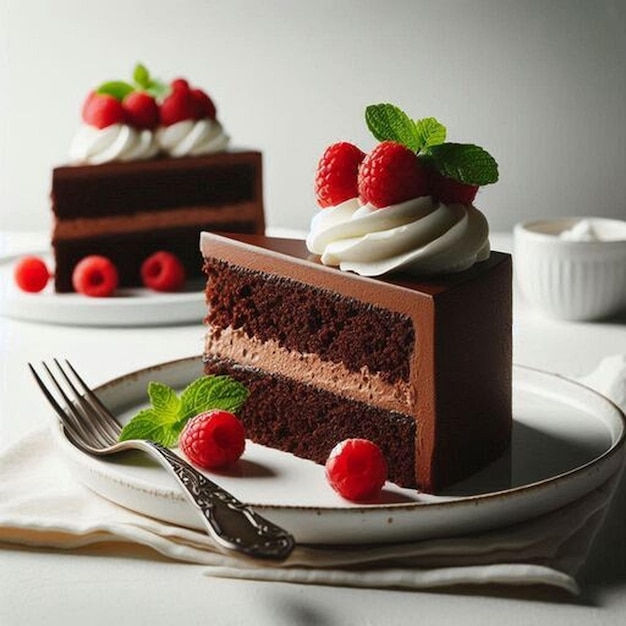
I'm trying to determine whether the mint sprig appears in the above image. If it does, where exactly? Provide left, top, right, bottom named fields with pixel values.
left=118, top=375, right=249, bottom=446
left=133, top=63, right=169, bottom=99
left=365, top=103, right=499, bottom=186
left=95, top=63, right=168, bottom=101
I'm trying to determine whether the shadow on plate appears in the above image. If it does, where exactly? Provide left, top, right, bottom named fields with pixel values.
left=443, top=419, right=607, bottom=497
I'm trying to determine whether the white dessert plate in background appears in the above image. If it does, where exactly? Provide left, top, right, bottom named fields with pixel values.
left=0, top=228, right=304, bottom=327
left=0, top=254, right=206, bottom=327
left=51, top=356, right=626, bottom=545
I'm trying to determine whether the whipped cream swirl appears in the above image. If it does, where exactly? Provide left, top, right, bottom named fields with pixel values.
left=306, top=196, right=490, bottom=277
left=69, top=124, right=159, bottom=164
left=156, top=119, right=229, bottom=157
left=69, top=119, right=230, bottom=165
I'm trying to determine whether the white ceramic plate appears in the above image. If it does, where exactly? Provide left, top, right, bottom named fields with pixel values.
left=0, top=254, right=206, bottom=327
left=52, top=356, right=625, bottom=545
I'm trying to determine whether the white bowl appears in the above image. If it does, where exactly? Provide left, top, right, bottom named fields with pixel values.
left=514, top=217, right=626, bottom=321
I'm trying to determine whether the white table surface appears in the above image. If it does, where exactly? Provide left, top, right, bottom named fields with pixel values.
left=1, top=230, right=626, bottom=626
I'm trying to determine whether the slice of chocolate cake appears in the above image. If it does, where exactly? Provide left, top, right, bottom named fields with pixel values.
left=50, top=63, right=265, bottom=293
left=200, top=232, right=512, bottom=494
left=51, top=150, right=264, bottom=292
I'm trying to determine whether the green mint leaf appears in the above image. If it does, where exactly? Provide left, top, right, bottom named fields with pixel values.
left=133, top=63, right=151, bottom=88
left=148, top=381, right=182, bottom=418
left=179, top=375, right=249, bottom=424
left=96, top=80, right=134, bottom=101
left=414, top=117, right=446, bottom=150
left=425, top=142, right=499, bottom=185
left=118, top=408, right=180, bottom=447
left=145, top=78, right=169, bottom=99
left=118, top=375, right=249, bottom=446
left=365, top=103, right=422, bottom=152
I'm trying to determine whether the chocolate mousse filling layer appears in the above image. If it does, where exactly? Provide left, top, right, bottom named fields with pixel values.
left=204, top=326, right=413, bottom=413
left=53, top=203, right=263, bottom=240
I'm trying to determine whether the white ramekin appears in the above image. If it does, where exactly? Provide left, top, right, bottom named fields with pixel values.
left=513, top=217, right=626, bottom=321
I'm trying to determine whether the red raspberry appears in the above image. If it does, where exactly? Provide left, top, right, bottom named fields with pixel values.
left=170, top=78, right=191, bottom=93
left=72, top=255, right=119, bottom=297
left=325, top=438, right=388, bottom=501
left=315, top=142, right=366, bottom=208
left=14, top=256, right=50, bottom=293
left=429, top=169, right=479, bottom=205
left=140, top=251, right=186, bottom=292
left=189, top=88, right=217, bottom=120
left=159, top=88, right=197, bottom=126
left=179, top=410, right=246, bottom=470
left=358, top=141, right=430, bottom=208
left=122, top=91, right=160, bottom=130
left=82, top=91, right=126, bottom=129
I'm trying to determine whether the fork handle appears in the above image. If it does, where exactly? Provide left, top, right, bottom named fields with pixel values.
left=138, top=441, right=295, bottom=560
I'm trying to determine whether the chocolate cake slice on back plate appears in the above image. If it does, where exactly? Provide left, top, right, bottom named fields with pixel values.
left=50, top=64, right=265, bottom=292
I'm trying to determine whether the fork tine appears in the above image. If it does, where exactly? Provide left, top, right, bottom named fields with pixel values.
left=42, top=361, right=106, bottom=447
left=28, top=363, right=89, bottom=447
left=61, top=360, right=121, bottom=442
left=50, top=360, right=117, bottom=448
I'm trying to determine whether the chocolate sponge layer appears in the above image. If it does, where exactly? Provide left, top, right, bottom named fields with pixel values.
left=52, top=152, right=262, bottom=219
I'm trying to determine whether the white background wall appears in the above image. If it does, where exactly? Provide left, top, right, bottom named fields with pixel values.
left=1, top=0, right=625, bottom=234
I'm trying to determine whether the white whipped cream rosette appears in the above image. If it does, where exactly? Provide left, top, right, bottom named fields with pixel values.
left=306, top=196, right=491, bottom=277
left=156, top=119, right=230, bottom=157
left=69, top=124, right=159, bottom=164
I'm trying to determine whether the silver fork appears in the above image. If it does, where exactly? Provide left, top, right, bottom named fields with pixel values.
left=29, top=359, right=295, bottom=561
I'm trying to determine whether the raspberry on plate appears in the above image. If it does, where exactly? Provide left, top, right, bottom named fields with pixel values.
left=315, top=142, right=366, bottom=208
left=72, top=255, right=119, bottom=297
left=179, top=410, right=246, bottom=470
left=140, top=251, right=186, bottom=292
left=14, top=256, right=50, bottom=293
left=358, top=140, right=430, bottom=208
left=325, top=438, right=388, bottom=501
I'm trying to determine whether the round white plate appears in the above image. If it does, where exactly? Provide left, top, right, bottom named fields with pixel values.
left=0, top=254, right=205, bottom=327
left=52, top=356, right=625, bottom=545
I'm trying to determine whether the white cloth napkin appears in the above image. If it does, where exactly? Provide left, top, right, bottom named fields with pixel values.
left=1, top=356, right=625, bottom=595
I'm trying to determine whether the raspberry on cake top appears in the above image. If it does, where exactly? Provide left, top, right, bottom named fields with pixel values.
left=307, top=103, right=499, bottom=277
